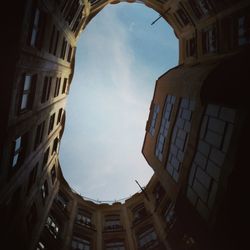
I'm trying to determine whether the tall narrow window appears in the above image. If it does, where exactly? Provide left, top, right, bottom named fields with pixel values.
left=41, top=76, right=52, bottom=103
left=137, top=227, right=158, bottom=249
left=53, top=30, right=59, bottom=56
left=43, top=147, right=50, bottom=168
left=76, top=208, right=92, bottom=227
left=19, top=74, right=36, bottom=113
left=186, top=37, right=196, bottom=57
left=237, top=15, right=250, bottom=46
left=104, top=215, right=121, bottom=231
left=176, top=9, right=190, bottom=27
left=202, top=25, right=217, bottom=54
left=48, top=113, right=55, bottom=135
left=57, top=108, right=63, bottom=125
left=29, top=8, right=46, bottom=49
left=34, top=121, right=45, bottom=150
left=52, top=138, right=59, bottom=155
left=155, top=95, right=175, bottom=161
left=149, top=104, right=160, bottom=136
left=54, top=78, right=61, bottom=97
left=67, top=45, right=73, bottom=62
left=60, top=37, right=67, bottom=59
left=41, top=180, right=49, bottom=203
left=62, top=78, right=67, bottom=94
left=50, top=165, right=56, bottom=184
left=10, top=134, right=28, bottom=169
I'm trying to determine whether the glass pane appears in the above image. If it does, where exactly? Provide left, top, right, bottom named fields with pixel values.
left=24, top=75, right=32, bottom=90
left=15, top=137, right=22, bottom=151
left=31, top=30, right=37, bottom=46
left=21, top=94, right=29, bottom=109
left=12, top=154, right=19, bottom=167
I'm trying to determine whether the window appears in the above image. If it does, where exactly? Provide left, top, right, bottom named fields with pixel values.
left=50, top=165, right=56, bottom=184
left=53, top=30, right=60, bottom=56
left=43, top=147, right=50, bottom=168
left=105, top=241, right=125, bottom=250
left=67, top=45, right=73, bottom=62
left=57, top=108, right=63, bottom=125
left=65, top=0, right=80, bottom=25
left=153, top=183, right=165, bottom=206
left=54, top=78, right=61, bottom=97
left=132, top=203, right=147, bottom=224
left=72, top=6, right=84, bottom=32
left=41, top=180, right=49, bottom=203
left=164, top=202, right=176, bottom=229
left=186, top=37, right=196, bottom=57
left=27, top=163, right=38, bottom=194
left=165, top=98, right=195, bottom=182
left=62, top=78, right=68, bottom=94
left=36, top=242, right=46, bottom=250
left=175, top=9, right=190, bottom=27
left=186, top=105, right=236, bottom=221
left=188, top=0, right=213, bottom=19
left=10, top=134, right=27, bottom=169
left=49, top=25, right=56, bottom=53
left=155, top=95, right=175, bottom=161
left=60, top=37, right=67, bottom=59
left=149, top=104, right=160, bottom=136
left=19, top=74, right=36, bottom=112
left=72, top=236, right=91, bottom=250
left=137, top=227, right=158, bottom=249
left=236, top=15, right=250, bottom=46
left=52, top=137, right=59, bottom=155
left=48, top=113, right=55, bottom=135
left=41, top=76, right=52, bottom=103
left=34, top=121, right=45, bottom=150
left=29, top=8, right=46, bottom=49
left=55, top=191, right=69, bottom=209
left=104, top=215, right=121, bottom=231
left=202, top=25, right=217, bottom=54
left=46, top=215, right=59, bottom=239
left=76, top=208, right=92, bottom=227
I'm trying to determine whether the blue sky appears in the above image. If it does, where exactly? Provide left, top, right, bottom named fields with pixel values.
left=60, top=3, right=178, bottom=201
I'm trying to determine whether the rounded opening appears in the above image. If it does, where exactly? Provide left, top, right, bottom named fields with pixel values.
left=60, top=3, right=178, bottom=201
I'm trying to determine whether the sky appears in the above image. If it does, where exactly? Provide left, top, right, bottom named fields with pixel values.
left=59, top=3, right=178, bottom=202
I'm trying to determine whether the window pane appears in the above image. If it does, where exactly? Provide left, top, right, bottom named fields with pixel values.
left=21, top=93, right=29, bottom=109
left=15, top=137, right=22, bottom=151
left=12, top=154, right=19, bottom=167
left=24, top=75, right=32, bottom=90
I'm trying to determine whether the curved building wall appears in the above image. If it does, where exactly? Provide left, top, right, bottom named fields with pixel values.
left=0, top=0, right=249, bottom=250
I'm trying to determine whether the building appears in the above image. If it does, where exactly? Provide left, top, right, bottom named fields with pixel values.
left=0, top=0, right=249, bottom=249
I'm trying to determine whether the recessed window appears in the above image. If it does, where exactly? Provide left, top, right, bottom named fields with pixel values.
left=60, top=37, right=67, bottom=59
left=137, top=227, right=158, bottom=249
left=175, top=9, right=190, bottom=27
left=34, top=120, right=45, bottom=150
left=46, top=215, right=60, bottom=239
left=104, top=215, right=121, bottom=231
left=36, top=242, right=46, bottom=250
left=132, top=203, right=147, bottom=224
left=57, top=108, right=63, bottom=125
left=105, top=240, right=125, bottom=250
left=67, top=45, right=73, bottom=62
left=76, top=208, right=92, bottom=227
left=72, top=236, right=91, bottom=250
left=54, top=77, right=61, bottom=97
left=41, top=180, right=49, bottom=203
left=65, top=0, right=81, bottom=25
left=188, top=0, right=213, bottom=19
left=48, top=113, right=55, bottom=135
left=236, top=15, right=250, bottom=46
left=50, top=165, right=56, bottom=184
left=72, top=6, right=84, bottom=33
left=186, top=37, right=196, bottom=57
left=202, top=25, right=217, bottom=54
left=52, top=137, right=59, bottom=155
left=19, top=74, right=36, bottom=113
left=10, top=134, right=27, bottom=169
left=29, top=8, right=46, bottom=49
left=41, top=76, right=52, bottom=103
left=55, top=191, right=69, bottom=209
left=43, top=147, right=50, bottom=168
left=62, top=78, right=68, bottom=94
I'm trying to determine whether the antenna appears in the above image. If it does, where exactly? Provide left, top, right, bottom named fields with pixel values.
left=135, top=180, right=149, bottom=201
left=151, top=9, right=170, bottom=26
